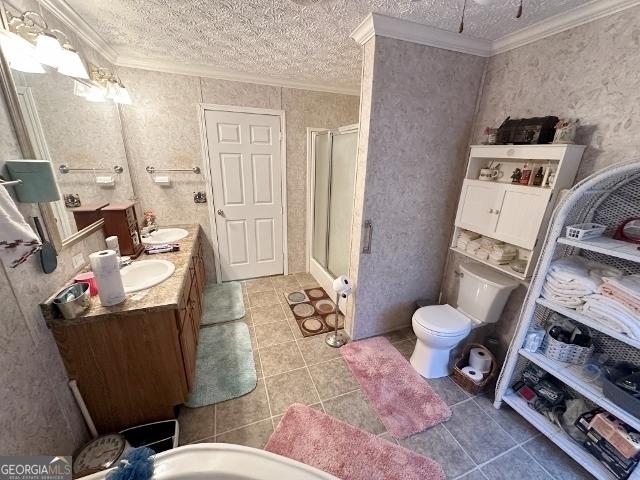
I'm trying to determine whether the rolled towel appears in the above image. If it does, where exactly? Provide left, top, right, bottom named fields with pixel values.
left=480, top=237, right=503, bottom=248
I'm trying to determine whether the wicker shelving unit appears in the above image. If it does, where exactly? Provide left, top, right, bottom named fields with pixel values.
left=494, top=161, right=640, bottom=480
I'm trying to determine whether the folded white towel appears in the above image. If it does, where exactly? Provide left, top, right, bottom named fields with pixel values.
left=480, top=237, right=503, bottom=248
left=541, top=284, right=585, bottom=308
left=602, top=275, right=640, bottom=301
left=457, top=236, right=471, bottom=250
left=548, top=257, right=623, bottom=293
left=474, top=247, right=490, bottom=261
left=0, top=186, right=41, bottom=268
left=580, top=294, right=640, bottom=339
left=459, top=230, right=480, bottom=241
left=466, top=238, right=482, bottom=255
left=545, top=275, right=592, bottom=296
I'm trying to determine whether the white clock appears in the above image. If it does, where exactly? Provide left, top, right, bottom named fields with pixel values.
left=73, top=433, right=130, bottom=475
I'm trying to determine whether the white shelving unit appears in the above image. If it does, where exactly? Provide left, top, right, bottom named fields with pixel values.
left=494, top=161, right=640, bottom=480
left=451, top=144, right=585, bottom=280
left=503, top=394, right=617, bottom=480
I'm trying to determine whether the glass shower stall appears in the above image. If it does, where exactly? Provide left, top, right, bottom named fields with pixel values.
left=309, top=124, right=358, bottom=305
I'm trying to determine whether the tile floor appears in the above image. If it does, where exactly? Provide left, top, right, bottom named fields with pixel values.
left=178, top=274, right=594, bottom=479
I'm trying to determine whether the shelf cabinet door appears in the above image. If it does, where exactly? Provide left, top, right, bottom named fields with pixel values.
left=494, top=186, right=552, bottom=249
left=455, top=180, right=502, bottom=236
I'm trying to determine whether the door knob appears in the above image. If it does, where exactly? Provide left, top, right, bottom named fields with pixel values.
left=217, top=209, right=225, bottom=216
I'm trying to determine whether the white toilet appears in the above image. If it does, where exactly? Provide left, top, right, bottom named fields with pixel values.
left=410, top=263, right=519, bottom=378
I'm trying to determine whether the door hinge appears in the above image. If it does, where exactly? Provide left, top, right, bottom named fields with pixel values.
left=279, top=131, right=283, bottom=142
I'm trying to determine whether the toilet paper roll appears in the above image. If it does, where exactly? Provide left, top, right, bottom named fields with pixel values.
left=461, top=366, right=484, bottom=383
left=469, top=347, right=492, bottom=374
left=89, top=249, right=126, bottom=306
left=105, top=236, right=120, bottom=256
left=332, top=275, right=353, bottom=296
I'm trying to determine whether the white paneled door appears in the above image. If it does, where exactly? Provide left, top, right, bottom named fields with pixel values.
left=205, top=109, right=284, bottom=281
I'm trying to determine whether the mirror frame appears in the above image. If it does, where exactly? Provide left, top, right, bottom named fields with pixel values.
left=0, top=10, right=104, bottom=252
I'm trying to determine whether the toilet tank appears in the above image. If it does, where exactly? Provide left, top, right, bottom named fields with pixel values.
left=456, top=263, right=519, bottom=324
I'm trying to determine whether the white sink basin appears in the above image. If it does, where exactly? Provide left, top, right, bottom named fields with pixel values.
left=142, top=228, right=189, bottom=244
left=84, top=444, right=338, bottom=479
left=120, top=259, right=175, bottom=293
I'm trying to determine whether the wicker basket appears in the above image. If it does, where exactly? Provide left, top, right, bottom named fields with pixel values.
left=451, top=343, right=498, bottom=395
left=565, top=223, right=607, bottom=240
left=541, top=325, right=594, bottom=364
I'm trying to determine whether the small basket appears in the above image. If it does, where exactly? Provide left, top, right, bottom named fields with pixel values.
left=565, top=223, right=607, bottom=240
left=541, top=326, right=594, bottom=365
left=451, top=343, right=497, bottom=395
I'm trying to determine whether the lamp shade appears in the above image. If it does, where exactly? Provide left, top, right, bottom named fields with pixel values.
left=35, top=32, right=62, bottom=68
left=57, top=47, right=89, bottom=79
left=5, top=160, right=61, bottom=203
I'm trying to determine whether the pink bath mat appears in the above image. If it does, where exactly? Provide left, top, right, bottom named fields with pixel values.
left=266, top=404, right=445, bottom=480
left=340, top=336, right=451, bottom=438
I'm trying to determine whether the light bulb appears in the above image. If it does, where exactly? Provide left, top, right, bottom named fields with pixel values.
left=57, top=46, right=89, bottom=79
left=35, top=32, right=62, bottom=68
left=0, top=28, right=45, bottom=73
left=113, top=86, right=132, bottom=105
left=84, top=85, right=106, bottom=102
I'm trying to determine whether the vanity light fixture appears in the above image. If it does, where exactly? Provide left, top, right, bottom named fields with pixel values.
left=85, top=64, right=133, bottom=105
left=2, top=8, right=89, bottom=79
left=0, top=27, right=44, bottom=73
left=34, top=30, right=62, bottom=68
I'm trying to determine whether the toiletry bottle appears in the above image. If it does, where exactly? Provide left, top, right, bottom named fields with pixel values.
left=533, top=167, right=544, bottom=186
left=519, top=163, right=532, bottom=185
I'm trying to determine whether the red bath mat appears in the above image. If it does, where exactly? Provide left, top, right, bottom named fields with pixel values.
left=340, top=337, right=451, bottom=438
left=266, top=404, right=445, bottom=480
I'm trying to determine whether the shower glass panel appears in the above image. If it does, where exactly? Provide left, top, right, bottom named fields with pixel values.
left=311, top=127, right=358, bottom=278
left=327, top=131, right=357, bottom=277
left=312, top=132, right=331, bottom=267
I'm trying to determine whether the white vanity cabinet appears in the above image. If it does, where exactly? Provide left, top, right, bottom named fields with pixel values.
left=452, top=144, right=585, bottom=279
left=457, top=180, right=552, bottom=249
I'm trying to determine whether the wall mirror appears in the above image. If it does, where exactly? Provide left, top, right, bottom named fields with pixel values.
left=0, top=4, right=134, bottom=251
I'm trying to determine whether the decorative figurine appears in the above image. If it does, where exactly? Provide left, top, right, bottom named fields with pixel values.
left=511, top=168, right=522, bottom=184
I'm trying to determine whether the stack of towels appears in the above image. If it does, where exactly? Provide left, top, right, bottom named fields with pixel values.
left=541, top=257, right=640, bottom=338
left=457, top=230, right=480, bottom=250
left=459, top=232, right=518, bottom=263
left=581, top=276, right=640, bottom=338
left=489, top=244, right=518, bottom=265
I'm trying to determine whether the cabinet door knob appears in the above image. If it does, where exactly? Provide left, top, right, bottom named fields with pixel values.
left=217, top=209, right=225, bottom=216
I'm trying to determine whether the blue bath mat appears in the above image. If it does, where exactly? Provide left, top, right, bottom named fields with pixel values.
left=185, top=321, right=257, bottom=407
left=201, top=281, right=245, bottom=326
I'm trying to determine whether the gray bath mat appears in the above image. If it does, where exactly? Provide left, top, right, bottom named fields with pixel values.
left=201, top=281, right=245, bottom=326
left=185, top=321, right=257, bottom=407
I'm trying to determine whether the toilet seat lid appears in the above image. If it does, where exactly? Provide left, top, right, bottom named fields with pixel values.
left=414, top=305, right=471, bottom=336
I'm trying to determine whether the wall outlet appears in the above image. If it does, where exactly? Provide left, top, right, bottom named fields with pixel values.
left=72, top=252, right=85, bottom=269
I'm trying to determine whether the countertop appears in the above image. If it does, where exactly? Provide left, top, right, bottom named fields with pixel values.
left=42, top=224, right=201, bottom=326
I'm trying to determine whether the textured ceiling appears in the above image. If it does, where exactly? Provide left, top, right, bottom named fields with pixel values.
left=65, top=0, right=592, bottom=92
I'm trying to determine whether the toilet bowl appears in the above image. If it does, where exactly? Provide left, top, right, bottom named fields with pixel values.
left=410, top=305, right=473, bottom=378
left=410, top=262, right=519, bottom=379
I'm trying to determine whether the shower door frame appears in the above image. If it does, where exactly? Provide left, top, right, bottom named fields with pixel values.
left=306, top=124, right=358, bottom=312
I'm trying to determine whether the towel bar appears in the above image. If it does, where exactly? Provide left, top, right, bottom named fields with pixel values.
left=146, top=166, right=201, bottom=174
left=59, top=165, right=124, bottom=174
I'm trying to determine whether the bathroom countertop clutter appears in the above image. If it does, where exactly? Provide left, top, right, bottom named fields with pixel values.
left=41, top=224, right=202, bottom=325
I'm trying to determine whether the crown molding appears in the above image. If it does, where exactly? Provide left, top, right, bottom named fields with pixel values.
left=492, top=0, right=640, bottom=54
left=351, top=13, right=493, bottom=57
left=38, top=0, right=119, bottom=64
left=115, top=55, right=360, bottom=96
left=352, top=1, right=640, bottom=58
